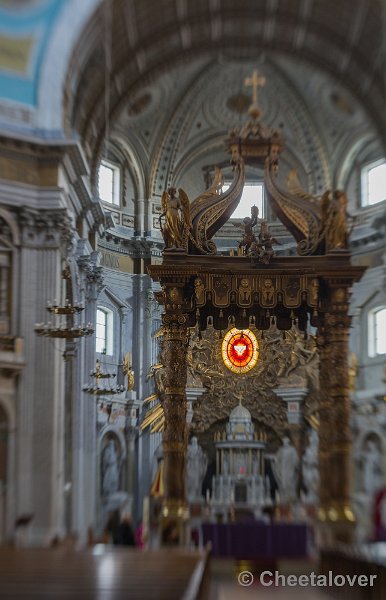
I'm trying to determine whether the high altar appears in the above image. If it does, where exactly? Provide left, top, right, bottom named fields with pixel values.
left=211, top=401, right=267, bottom=517
left=146, top=73, right=366, bottom=546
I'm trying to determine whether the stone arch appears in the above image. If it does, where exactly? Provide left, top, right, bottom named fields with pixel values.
left=98, top=425, right=127, bottom=495
left=97, top=425, right=129, bottom=533
left=360, top=430, right=384, bottom=454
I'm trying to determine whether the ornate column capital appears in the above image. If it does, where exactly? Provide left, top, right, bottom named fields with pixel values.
left=145, top=289, right=161, bottom=319
left=77, top=252, right=104, bottom=300
left=274, top=386, right=308, bottom=426
left=18, top=207, right=74, bottom=252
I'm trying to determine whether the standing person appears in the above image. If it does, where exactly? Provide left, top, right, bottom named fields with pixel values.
left=104, top=509, right=121, bottom=545
left=118, top=514, right=135, bottom=546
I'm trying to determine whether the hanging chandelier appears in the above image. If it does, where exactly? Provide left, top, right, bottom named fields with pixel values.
left=82, top=359, right=125, bottom=396
left=35, top=299, right=94, bottom=339
left=35, top=265, right=94, bottom=339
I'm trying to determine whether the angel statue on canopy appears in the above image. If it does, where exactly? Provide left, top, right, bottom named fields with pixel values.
left=159, top=187, right=192, bottom=250
left=234, top=204, right=259, bottom=255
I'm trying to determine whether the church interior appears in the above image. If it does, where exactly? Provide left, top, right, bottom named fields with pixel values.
left=0, top=1, right=386, bottom=598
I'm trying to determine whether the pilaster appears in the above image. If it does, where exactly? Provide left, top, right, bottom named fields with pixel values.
left=72, top=251, right=104, bottom=545
left=17, top=219, right=66, bottom=544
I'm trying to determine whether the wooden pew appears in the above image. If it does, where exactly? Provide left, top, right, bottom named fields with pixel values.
left=0, top=546, right=211, bottom=600
left=320, top=544, right=386, bottom=600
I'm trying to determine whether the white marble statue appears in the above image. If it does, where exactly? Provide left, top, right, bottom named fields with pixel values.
left=186, top=437, right=208, bottom=502
left=272, top=437, right=299, bottom=504
left=302, top=429, right=319, bottom=504
left=102, top=439, right=120, bottom=496
left=361, top=440, right=383, bottom=496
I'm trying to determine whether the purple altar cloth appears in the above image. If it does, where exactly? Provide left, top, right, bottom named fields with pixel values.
left=202, top=522, right=310, bottom=559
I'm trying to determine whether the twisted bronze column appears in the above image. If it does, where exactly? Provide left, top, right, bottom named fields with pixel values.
left=159, top=311, right=189, bottom=545
left=318, top=285, right=355, bottom=541
left=317, top=321, right=333, bottom=517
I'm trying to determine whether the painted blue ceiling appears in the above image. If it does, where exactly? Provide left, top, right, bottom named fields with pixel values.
left=0, top=0, right=65, bottom=105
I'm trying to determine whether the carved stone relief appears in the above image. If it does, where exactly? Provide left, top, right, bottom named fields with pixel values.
left=187, top=325, right=318, bottom=436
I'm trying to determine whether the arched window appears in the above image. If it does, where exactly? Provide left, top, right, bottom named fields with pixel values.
left=96, top=307, right=114, bottom=355
left=368, top=307, right=386, bottom=357
left=98, top=160, right=121, bottom=206
left=361, top=160, right=386, bottom=206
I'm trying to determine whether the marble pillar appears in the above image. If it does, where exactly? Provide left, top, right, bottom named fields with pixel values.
left=133, top=275, right=152, bottom=524
left=17, top=215, right=66, bottom=544
left=73, top=251, right=104, bottom=546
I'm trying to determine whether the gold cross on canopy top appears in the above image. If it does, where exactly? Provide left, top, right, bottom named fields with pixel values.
left=244, top=69, right=266, bottom=106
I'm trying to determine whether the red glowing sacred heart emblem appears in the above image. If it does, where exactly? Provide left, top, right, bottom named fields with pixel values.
left=222, top=328, right=259, bottom=373
left=230, top=337, right=249, bottom=362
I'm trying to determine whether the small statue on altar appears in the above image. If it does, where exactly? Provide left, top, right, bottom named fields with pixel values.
left=186, top=437, right=208, bottom=502
left=159, top=187, right=192, bottom=250
left=235, top=205, right=259, bottom=255
left=272, top=437, right=299, bottom=504
left=302, top=429, right=319, bottom=504
left=123, top=352, right=135, bottom=391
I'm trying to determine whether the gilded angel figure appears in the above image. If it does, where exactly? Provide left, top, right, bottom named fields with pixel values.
left=321, top=189, right=354, bottom=250
left=159, top=187, right=192, bottom=250
left=123, top=352, right=135, bottom=391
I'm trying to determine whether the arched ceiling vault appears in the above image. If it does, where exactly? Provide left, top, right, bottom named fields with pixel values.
left=65, top=0, right=386, bottom=171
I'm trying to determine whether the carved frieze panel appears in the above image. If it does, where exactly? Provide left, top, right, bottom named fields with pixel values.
left=194, top=273, right=319, bottom=310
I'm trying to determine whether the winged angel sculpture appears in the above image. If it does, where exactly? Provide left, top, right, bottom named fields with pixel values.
left=159, top=187, right=192, bottom=250
left=159, top=157, right=245, bottom=254
left=264, top=163, right=354, bottom=255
